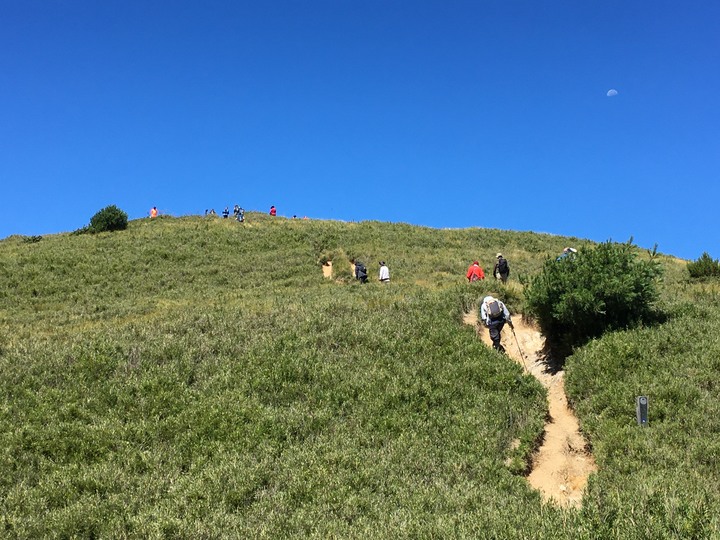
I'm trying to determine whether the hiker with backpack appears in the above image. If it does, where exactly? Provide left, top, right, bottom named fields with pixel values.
left=493, top=253, right=510, bottom=283
left=466, top=261, right=485, bottom=282
left=480, top=295, right=514, bottom=353
left=353, top=260, right=368, bottom=283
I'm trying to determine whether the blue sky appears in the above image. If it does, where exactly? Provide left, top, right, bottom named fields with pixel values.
left=2, top=1, right=718, bottom=259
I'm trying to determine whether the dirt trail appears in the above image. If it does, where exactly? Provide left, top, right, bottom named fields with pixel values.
left=464, top=309, right=596, bottom=508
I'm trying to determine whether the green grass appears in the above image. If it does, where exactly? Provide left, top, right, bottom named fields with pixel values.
left=1, top=213, right=717, bottom=538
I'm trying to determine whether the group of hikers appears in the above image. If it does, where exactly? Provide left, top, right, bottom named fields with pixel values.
left=152, top=204, right=313, bottom=222
left=350, top=254, right=513, bottom=352
left=465, top=254, right=514, bottom=352
left=469, top=247, right=576, bottom=352
left=466, top=253, right=511, bottom=283
left=203, top=206, right=246, bottom=222
left=148, top=206, right=570, bottom=356
left=352, top=260, right=390, bottom=284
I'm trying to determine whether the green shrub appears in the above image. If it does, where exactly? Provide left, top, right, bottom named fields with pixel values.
left=525, top=241, right=662, bottom=358
left=88, top=205, right=128, bottom=233
left=687, top=252, right=720, bottom=278
left=21, top=235, right=43, bottom=244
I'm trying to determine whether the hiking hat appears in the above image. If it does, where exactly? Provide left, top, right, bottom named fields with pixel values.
left=473, top=261, right=479, bottom=265
left=379, top=261, right=385, bottom=266
left=496, top=253, right=503, bottom=258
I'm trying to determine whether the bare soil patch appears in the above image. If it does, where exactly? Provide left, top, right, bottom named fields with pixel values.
left=322, top=261, right=333, bottom=278
left=464, top=310, right=597, bottom=507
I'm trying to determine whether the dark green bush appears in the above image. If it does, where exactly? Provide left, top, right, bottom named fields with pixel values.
left=687, top=252, right=720, bottom=278
left=88, top=205, right=128, bottom=233
left=525, top=241, right=662, bottom=358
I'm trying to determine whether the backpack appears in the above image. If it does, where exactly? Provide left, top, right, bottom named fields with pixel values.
left=356, top=263, right=367, bottom=279
left=497, top=258, right=509, bottom=274
left=485, top=299, right=504, bottom=320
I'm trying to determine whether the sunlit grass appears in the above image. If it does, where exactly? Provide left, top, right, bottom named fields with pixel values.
left=1, top=214, right=716, bottom=538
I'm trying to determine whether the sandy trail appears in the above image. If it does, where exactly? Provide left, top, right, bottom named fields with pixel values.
left=464, top=309, right=596, bottom=508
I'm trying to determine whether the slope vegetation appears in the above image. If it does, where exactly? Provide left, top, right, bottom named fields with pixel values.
left=0, top=214, right=717, bottom=538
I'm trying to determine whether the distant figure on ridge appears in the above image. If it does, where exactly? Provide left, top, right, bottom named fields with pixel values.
left=208, top=209, right=217, bottom=216
left=493, top=253, right=510, bottom=283
left=222, top=207, right=229, bottom=219
left=466, top=261, right=485, bottom=282
left=557, top=247, right=577, bottom=261
left=269, top=205, right=277, bottom=216
left=379, top=261, right=390, bottom=283
left=236, top=207, right=245, bottom=223
left=480, top=295, right=514, bottom=353
left=150, top=206, right=158, bottom=218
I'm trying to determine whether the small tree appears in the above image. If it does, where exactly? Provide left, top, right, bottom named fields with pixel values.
left=526, top=241, right=662, bottom=359
left=687, top=252, right=720, bottom=278
left=89, top=205, right=128, bottom=233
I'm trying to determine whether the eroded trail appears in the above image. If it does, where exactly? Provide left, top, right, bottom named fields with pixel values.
left=464, top=310, right=596, bottom=507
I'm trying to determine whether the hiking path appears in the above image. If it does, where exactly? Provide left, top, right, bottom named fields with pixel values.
left=464, top=309, right=597, bottom=507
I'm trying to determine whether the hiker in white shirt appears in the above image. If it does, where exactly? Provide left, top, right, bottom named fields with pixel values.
left=378, top=261, right=390, bottom=283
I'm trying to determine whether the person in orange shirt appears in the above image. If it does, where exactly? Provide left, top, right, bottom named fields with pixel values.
left=466, top=261, right=485, bottom=282
left=150, top=206, right=158, bottom=218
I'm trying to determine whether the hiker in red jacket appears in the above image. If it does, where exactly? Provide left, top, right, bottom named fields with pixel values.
left=269, top=205, right=277, bottom=216
left=466, top=261, right=485, bottom=282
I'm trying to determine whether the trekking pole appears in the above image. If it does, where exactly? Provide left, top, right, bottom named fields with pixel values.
left=511, top=327, right=528, bottom=373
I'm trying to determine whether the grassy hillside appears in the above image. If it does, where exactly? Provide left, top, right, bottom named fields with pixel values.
left=0, top=214, right=717, bottom=538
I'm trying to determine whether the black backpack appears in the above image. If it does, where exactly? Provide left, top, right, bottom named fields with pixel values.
left=497, top=257, right=509, bottom=274
left=356, top=263, right=368, bottom=280
left=485, top=299, right=504, bottom=320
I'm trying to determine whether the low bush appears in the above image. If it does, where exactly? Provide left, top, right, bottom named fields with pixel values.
left=687, top=252, right=720, bottom=278
left=525, top=241, right=662, bottom=358
left=88, top=205, right=128, bottom=233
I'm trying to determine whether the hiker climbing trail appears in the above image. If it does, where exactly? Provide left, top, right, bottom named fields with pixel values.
left=464, top=310, right=597, bottom=507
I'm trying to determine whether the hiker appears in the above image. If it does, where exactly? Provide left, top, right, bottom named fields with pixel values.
left=236, top=207, right=245, bottom=223
left=222, top=207, right=230, bottom=218
left=209, top=208, right=217, bottom=216
left=557, top=247, right=577, bottom=261
left=466, top=261, right=485, bottom=282
left=353, top=260, right=368, bottom=283
left=480, top=295, right=513, bottom=353
left=493, top=253, right=510, bottom=283
left=379, top=261, right=390, bottom=283
left=269, top=205, right=277, bottom=216
left=150, top=206, right=158, bottom=218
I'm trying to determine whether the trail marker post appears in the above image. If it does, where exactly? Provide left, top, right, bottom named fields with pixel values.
left=636, top=396, right=649, bottom=427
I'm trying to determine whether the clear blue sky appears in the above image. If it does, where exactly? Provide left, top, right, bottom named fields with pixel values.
left=2, top=1, right=718, bottom=259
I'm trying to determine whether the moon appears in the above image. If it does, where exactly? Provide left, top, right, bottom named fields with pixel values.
left=607, top=89, right=618, bottom=97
